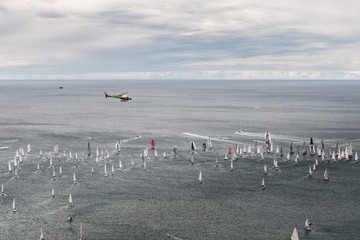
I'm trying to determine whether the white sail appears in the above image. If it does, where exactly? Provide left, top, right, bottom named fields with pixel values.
left=69, top=194, right=73, bottom=205
left=104, top=164, right=108, bottom=176
left=106, top=152, right=110, bottom=159
left=143, top=148, right=149, bottom=157
left=1, top=184, right=4, bottom=195
left=52, top=188, right=55, bottom=197
left=199, top=170, right=203, bottom=183
left=308, top=166, right=312, bottom=176
left=324, top=167, right=329, bottom=181
left=59, top=166, right=62, bottom=176
left=52, top=169, right=56, bottom=179
left=69, top=151, right=73, bottom=159
left=224, top=154, right=228, bottom=160
left=154, top=149, right=158, bottom=157
left=54, top=144, right=59, bottom=155
left=27, top=144, right=32, bottom=153
left=96, top=156, right=99, bottom=165
left=273, top=159, right=278, bottom=168
left=264, top=164, right=268, bottom=173
left=80, top=222, right=83, bottom=240
left=355, top=152, right=358, bottom=162
left=112, top=163, right=115, bottom=174
left=115, top=140, right=121, bottom=152
left=96, top=147, right=99, bottom=157
left=291, top=227, right=299, bottom=240
left=295, top=154, right=299, bottom=164
left=248, top=145, right=251, bottom=154
left=40, top=228, right=44, bottom=240
left=15, top=167, right=18, bottom=178
left=260, top=151, right=264, bottom=160
left=13, top=198, right=16, bottom=212
left=230, top=160, right=234, bottom=171
left=313, top=163, right=316, bottom=172
left=276, top=146, right=279, bottom=155
left=207, top=138, right=212, bottom=150
left=8, top=162, right=12, bottom=173
left=73, top=173, right=77, bottom=184
left=119, top=160, right=123, bottom=170
left=261, top=177, right=265, bottom=190
left=347, top=141, right=353, bottom=158
left=315, top=158, right=319, bottom=166
left=215, top=152, right=219, bottom=166
left=286, top=152, right=290, bottom=161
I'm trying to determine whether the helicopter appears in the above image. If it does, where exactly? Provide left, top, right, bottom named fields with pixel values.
left=104, top=92, right=132, bottom=102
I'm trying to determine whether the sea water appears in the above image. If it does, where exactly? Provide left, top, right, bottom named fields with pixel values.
left=0, top=80, right=359, bottom=239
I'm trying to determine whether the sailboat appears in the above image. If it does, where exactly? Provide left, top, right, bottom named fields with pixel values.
left=273, top=159, right=279, bottom=170
left=230, top=160, right=234, bottom=171
left=69, top=194, right=73, bottom=205
left=190, top=141, right=196, bottom=152
left=294, top=154, right=299, bottom=164
left=111, top=163, right=115, bottom=175
left=207, top=138, right=212, bottom=150
left=324, top=167, right=329, bottom=181
left=305, top=218, right=312, bottom=231
left=355, top=152, right=358, bottom=163
left=87, top=141, right=91, bottom=156
left=199, top=170, right=203, bottom=183
left=27, top=144, right=32, bottom=153
left=280, top=146, right=284, bottom=156
left=276, top=146, right=280, bottom=155
left=286, top=152, right=290, bottom=161
left=96, top=147, right=99, bottom=157
left=52, top=188, right=55, bottom=198
left=80, top=222, right=84, bottom=240
left=119, top=160, right=123, bottom=170
left=347, top=141, right=353, bottom=158
left=313, top=163, right=316, bottom=172
left=291, top=227, right=299, bottom=240
left=1, top=184, right=4, bottom=195
left=264, top=164, right=268, bottom=174
left=190, top=154, right=195, bottom=165
left=154, top=149, right=158, bottom=157
left=308, top=166, right=312, bottom=177
left=260, top=151, right=264, bottom=160
left=52, top=169, right=56, bottom=180
left=151, top=139, right=155, bottom=149
left=8, top=161, right=12, bottom=173
left=91, top=167, right=94, bottom=173
left=261, top=178, right=265, bottom=190
left=224, top=154, right=228, bottom=160
left=40, top=228, right=44, bottom=240
left=15, top=167, right=18, bottom=178
left=215, top=152, right=220, bottom=167
left=73, top=173, right=77, bottom=184
left=96, top=156, right=99, bottom=165
left=302, top=141, right=307, bottom=155
left=13, top=198, right=16, bottom=212
left=59, top=166, right=62, bottom=177
left=37, top=163, right=40, bottom=172
left=49, top=157, right=53, bottom=168
left=115, top=139, right=121, bottom=153
left=290, top=142, right=294, bottom=154
left=309, top=137, right=315, bottom=156
left=315, top=158, right=319, bottom=166
left=104, top=164, right=108, bottom=177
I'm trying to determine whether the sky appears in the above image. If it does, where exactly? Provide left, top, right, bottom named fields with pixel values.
left=0, top=0, right=359, bottom=80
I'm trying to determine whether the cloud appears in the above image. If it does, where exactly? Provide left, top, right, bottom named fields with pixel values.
left=0, top=0, right=359, bottom=79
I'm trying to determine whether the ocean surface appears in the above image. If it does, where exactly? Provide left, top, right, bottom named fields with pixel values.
left=0, top=80, right=359, bottom=240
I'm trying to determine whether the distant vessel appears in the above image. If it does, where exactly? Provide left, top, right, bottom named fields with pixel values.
left=230, top=160, right=234, bottom=171
left=111, top=163, right=115, bottom=175
left=69, top=194, right=73, bottom=205
left=143, top=148, right=149, bottom=158
left=151, top=139, right=155, bottom=149
left=302, top=141, right=307, bottom=155
left=224, top=154, right=228, bottom=160
left=294, top=154, right=299, bottom=164
left=119, top=160, right=123, bottom=170
left=305, top=218, right=312, bottom=231
left=73, top=173, right=77, bottom=184
left=199, top=170, right=203, bottom=183
left=309, top=137, right=315, bottom=156
left=87, top=141, right=91, bottom=157
left=290, top=142, right=294, bottom=154
left=154, top=149, right=158, bottom=157
left=80, top=222, right=84, bottom=240
left=234, top=130, right=245, bottom=135
left=52, top=188, right=55, bottom=198
left=273, top=159, right=279, bottom=170
left=261, top=178, right=265, bottom=190
left=40, top=227, right=45, bottom=240
left=286, top=152, right=290, bottom=161
left=265, top=131, right=272, bottom=152
left=13, top=198, right=16, bottom=212
left=59, top=166, right=62, bottom=177
left=8, top=161, right=12, bottom=173
left=264, top=164, right=268, bottom=174
left=308, top=166, right=312, bottom=177
left=215, top=152, right=220, bottom=167
left=324, top=167, right=329, bottom=181
left=104, top=164, right=108, bottom=177
left=291, top=227, right=299, bottom=240
left=1, top=184, right=4, bottom=195
left=190, top=154, right=195, bottom=165
left=355, top=152, right=358, bottom=163
left=115, top=139, right=121, bottom=153
left=52, top=169, right=56, bottom=180
left=346, top=141, right=353, bottom=158
left=190, top=141, right=196, bottom=151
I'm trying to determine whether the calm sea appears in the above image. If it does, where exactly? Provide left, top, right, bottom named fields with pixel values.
left=0, top=80, right=359, bottom=239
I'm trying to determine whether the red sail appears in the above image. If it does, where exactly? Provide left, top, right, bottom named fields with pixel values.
left=151, top=139, right=155, bottom=148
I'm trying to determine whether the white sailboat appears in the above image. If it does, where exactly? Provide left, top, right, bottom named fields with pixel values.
left=40, top=228, right=44, bottom=240
left=1, top=184, right=4, bottom=195
left=313, top=163, right=316, bottom=172
left=143, top=148, right=149, bottom=158
left=115, top=139, right=121, bottom=153
left=104, top=164, right=108, bottom=177
left=69, top=194, right=73, bottom=205
left=264, top=164, right=268, bottom=174
left=308, top=166, right=312, bottom=177
left=15, top=167, right=18, bottom=178
left=119, top=160, right=123, bottom=170
left=96, top=147, right=99, bottom=157
left=294, top=154, right=299, bottom=164
left=347, top=141, right=353, bottom=158
left=37, top=163, right=40, bottom=172
left=52, top=188, right=55, bottom=198
left=286, top=152, right=290, bottom=161
left=273, top=159, right=279, bottom=170
left=291, top=227, right=299, bottom=240
left=13, top=198, right=16, bottom=212
left=59, top=166, right=62, bottom=177
left=224, top=154, right=228, bottom=160
left=324, top=167, right=329, bottom=181
left=52, top=169, right=56, bottom=180
left=73, top=173, right=77, bottom=184
left=207, top=138, right=212, bottom=150
left=215, top=153, right=220, bottom=167
left=248, top=145, right=251, bottom=154
left=106, top=152, right=110, bottom=159
left=190, top=141, right=196, bottom=151
left=111, top=163, right=115, bottom=175
left=305, top=218, right=312, bottom=231
left=96, top=156, right=99, bottom=165
left=315, top=158, right=319, bottom=166
left=199, top=170, right=203, bottom=183
left=49, top=157, right=53, bottom=168
left=230, top=160, right=234, bottom=171
left=260, top=151, right=264, bottom=160
left=261, top=177, right=265, bottom=190
left=154, top=149, right=158, bottom=157
left=8, top=161, right=12, bottom=173
left=80, top=222, right=83, bottom=240
left=27, top=144, right=32, bottom=153
left=355, top=152, right=358, bottom=163
left=91, top=167, right=94, bottom=173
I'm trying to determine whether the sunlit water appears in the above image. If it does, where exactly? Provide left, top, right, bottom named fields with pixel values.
left=0, top=80, right=359, bottom=239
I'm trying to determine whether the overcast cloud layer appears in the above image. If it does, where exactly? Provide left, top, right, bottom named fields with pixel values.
left=0, top=0, right=359, bottom=79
